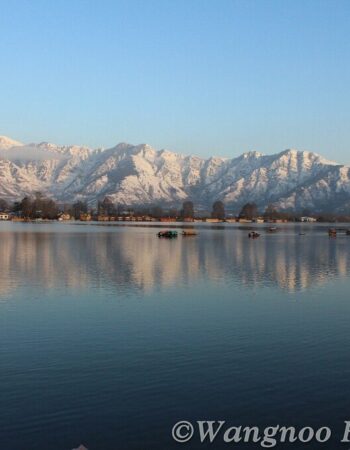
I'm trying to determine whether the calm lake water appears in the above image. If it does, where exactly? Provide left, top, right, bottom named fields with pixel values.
left=1, top=222, right=350, bottom=449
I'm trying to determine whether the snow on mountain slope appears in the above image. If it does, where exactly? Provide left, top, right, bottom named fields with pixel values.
left=0, top=136, right=23, bottom=150
left=0, top=135, right=349, bottom=211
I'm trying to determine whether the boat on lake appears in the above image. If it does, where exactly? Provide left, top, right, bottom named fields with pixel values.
left=157, top=230, right=178, bottom=238
left=248, top=231, right=260, bottom=239
left=182, top=230, right=198, bottom=236
left=267, top=227, right=278, bottom=233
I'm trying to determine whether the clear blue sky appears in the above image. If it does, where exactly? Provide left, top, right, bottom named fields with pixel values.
left=1, top=0, right=350, bottom=162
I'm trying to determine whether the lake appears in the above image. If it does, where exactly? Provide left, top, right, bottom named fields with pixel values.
left=1, top=222, right=350, bottom=449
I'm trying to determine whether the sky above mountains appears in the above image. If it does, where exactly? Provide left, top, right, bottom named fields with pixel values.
left=1, top=0, right=350, bottom=163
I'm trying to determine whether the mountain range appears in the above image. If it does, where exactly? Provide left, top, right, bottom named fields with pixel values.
left=1, top=135, right=350, bottom=212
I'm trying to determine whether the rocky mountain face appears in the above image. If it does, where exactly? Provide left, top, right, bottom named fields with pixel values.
left=0, top=135, right=349, bottom=212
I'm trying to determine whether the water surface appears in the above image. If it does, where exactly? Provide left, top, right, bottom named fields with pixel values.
left=1, top=222, right=350, bottom=449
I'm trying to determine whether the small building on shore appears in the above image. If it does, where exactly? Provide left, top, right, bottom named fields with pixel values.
left=97, top=215, right=109, bottom=221
left=80, top=213, right=92, bottom=221
left=11, top=216, right=25, bottom=222
left=301, top=216, right=317, bottom=223
left=270, top=218, right=288, bottom=223
left=58, top=213, right=71, bottom=221
left=0, top=213, right=9, bottom=220
left=205, top=218, right=222, bottom=223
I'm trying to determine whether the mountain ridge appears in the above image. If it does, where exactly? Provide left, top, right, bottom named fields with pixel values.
left=0, top=135, right=349, bottom=212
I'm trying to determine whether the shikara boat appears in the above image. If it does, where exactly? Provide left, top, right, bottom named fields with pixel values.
left=157, top=230, right=178, bottom=238
left=267, top=226, right=278, bottom=233
left=182, top=230, right=198, bottom=236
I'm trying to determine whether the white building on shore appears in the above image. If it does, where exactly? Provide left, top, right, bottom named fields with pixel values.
left=301, top=216, right=317, bottom=222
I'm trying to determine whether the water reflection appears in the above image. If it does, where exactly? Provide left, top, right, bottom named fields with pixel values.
left=0, top=224, right=349, bottom=296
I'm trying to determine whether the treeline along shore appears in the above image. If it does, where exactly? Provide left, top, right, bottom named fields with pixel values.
left=0, top=192, right=350, bottom=223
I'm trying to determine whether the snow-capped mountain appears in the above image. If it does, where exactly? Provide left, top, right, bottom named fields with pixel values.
left=1, top=135, right=349, bottom=212
left=0, top=136, right=23, bottom=150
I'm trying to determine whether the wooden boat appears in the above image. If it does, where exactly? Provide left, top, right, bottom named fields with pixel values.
left=157, top=230, right=178, bottom=238
left=182, top=230, right=198, bottom=236
left=328, top=228, right=337, bottom=237
left=248, top=231, right=260, bottom=239
left=267, top=226, right=278, bottom=233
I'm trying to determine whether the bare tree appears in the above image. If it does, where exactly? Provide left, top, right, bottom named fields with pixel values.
left=239, top=203, right=258, bottom=219
left=180, top=200, right=194, bottom=218
left=0, top=198, right=9, bottom=211
left=212, top=200, right=225, bottom=219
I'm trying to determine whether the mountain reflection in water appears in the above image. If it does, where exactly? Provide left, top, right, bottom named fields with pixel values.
left=0, top=222, right=349, bottom=296
left=2, top=222, right=350, bottom=450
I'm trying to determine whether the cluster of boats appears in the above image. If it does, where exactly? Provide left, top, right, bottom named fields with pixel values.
left=248, top=227, right=278, bottom=239
left=328, top=228, right=350, bottom=237
left=247, top=226, right=280, bottom=238
left=157, top=227, right=350, bottom=239
left=157, top=230, right=198, bottom=238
